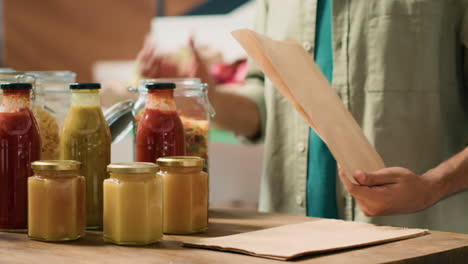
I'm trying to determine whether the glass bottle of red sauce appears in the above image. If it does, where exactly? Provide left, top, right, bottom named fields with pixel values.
left=136, top=83, right=185, bottom=162
left=0, top=83, right=41, bottom=232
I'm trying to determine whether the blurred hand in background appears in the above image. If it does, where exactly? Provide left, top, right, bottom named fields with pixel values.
left=136, top=38, right=183, bottom=78
left=135, top=36, right=260, bottom=137
left=136, top=36, right=219, bottom=87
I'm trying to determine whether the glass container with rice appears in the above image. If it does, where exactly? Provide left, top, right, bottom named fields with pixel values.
left=132, top=78, right=214, bottom=171
left=0, top=71, right=77, bottom=160
left=30, top=71, right=76, bottom=160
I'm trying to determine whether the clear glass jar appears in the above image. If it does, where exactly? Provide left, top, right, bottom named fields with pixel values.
left=28, top=160, right=85, bottom=242
left=133, top=79, right=215, bottom=171
left=61, top=83, right=111, bottom=229
left=104, top=162, right=163, bottom=245
left=29, top=71, right=76, bottom=159
left=0, top=71, right=77, bottom=160
left=157, top=156, right=208, bottom=234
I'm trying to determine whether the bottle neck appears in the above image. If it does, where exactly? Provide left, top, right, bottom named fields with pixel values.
left=146, top=89, right=177, bottom=111
left=1, top=89, right=31, bottom=112
left=71, top=90, right=101, bottom=106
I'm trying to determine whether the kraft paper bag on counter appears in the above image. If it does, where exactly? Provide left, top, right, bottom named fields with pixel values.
left=231, top=29, right=385, bottom=184
left=183, top=219, right=428, bottom=260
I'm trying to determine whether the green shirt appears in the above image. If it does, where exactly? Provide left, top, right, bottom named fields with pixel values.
left=240, top=0, right=468, bottom=233
left=306, top=0, right=338, bottom=219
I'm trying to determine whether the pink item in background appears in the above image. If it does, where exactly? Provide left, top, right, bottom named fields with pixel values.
left=210, top=59, right=247, bottom=84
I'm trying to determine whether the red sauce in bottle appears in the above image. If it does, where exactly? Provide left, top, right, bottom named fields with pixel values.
left=0, top=88, right=41, bottom=230
left=136, top=88, right=185, bottom=162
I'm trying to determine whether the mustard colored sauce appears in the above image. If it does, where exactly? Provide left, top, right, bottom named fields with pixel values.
left=28, top=171, right=85, bottom=241
left=159, top=167, right=208, bottom=234
left=104, top=172, right=163, bottom=245
left=61, top=105, right=111, bottom=228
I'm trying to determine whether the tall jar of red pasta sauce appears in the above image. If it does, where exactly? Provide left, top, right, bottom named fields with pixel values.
left=136, top=82, right=185, bottom=162
left=0, top=83, right=41, bottom=232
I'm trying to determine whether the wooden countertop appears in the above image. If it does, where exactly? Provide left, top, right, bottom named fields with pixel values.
left=2, top=208, right=468, bottom=263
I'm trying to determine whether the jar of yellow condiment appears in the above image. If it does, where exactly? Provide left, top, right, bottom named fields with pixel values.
left=61, top=83, right=111, bottom=229
left=104, top=162, right=163, bottom=245
left=28, top=160, right=85, bottom=242
left=157, top=156, right=208, bottom=234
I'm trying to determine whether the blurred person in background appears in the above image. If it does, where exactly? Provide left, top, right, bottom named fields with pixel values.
left=136, top=37, right=249, bottom=131
left=137, top=0, right=468, bottom=233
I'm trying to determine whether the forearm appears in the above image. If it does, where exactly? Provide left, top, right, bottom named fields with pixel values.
left=209, top=88, right=261, bottom=138
left=424, top=147, right=468, bottom=204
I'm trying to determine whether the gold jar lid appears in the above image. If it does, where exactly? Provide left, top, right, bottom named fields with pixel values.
left=157, top=156, right=205, bottom=167
left=31, top=160, right=81, bottom=171
left=107, top=162, right=159, bottom=174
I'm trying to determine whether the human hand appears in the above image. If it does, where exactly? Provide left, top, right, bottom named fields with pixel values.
left=136, top=37, right=181, bottom=78
left=182, top=36, right=217, bottom=89
left=338, top=166, right=438, bottom=216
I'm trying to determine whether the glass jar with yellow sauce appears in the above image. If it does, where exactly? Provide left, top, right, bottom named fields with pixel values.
left=28, top=160, right=85, bottom=242
left=104, top=162, right=163, bottom=245
left=61, top=83, right=111, bottom=229
left=157, top=156, right=208, bottom=234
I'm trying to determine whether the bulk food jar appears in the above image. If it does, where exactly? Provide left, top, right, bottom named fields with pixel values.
left=132, top=78, right=215, bottom=171
left=157, top=156, right=208, bottom=234
left=104, top=162, right=163, bottom=245
left=0, top=71, right=76, bottom=160
left=29, top=160, right=85, bottom=242
left=30, top=71, right=76, bottom=159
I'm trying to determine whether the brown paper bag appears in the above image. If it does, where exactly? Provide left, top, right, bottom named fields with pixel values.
left=184, top=219, right=428, bottom=260
left=232, top=29, right=385, bottom=183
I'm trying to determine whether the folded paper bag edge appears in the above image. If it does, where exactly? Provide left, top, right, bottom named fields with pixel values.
left=231, top=29, right=385, bottom=183
left=183, top=244, right=290, bottom=261
left=182, top=219, right=429, bottom=261
left=183, top=228, right=429, bottom=261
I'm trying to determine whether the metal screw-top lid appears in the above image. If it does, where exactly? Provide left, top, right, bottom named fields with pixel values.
left=0, top=83, right=33, bottom=90
left=157, top=156, right=205, bottom=167
left=107, top=162, right=159, bottom=174
left=69, top=83, right=101, bottom=90
left=145, top=82, right=176, bottom=90
left=31, top=160, right=81, bottom=171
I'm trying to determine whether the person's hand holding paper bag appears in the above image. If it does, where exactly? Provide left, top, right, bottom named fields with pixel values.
left=231, top=29, right=385, bottom=184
